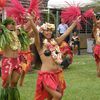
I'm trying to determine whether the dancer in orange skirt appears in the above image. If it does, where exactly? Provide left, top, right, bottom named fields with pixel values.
left=60, top=41, right=73, bottom=69
left=15, top=26, right=34, bottom=86
left=19, top=50, right=33, bottom=86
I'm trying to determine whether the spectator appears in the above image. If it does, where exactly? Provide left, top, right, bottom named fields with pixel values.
left=70, top=31, right=80, bottom=55
left=57, top=18, right=70, bottom=43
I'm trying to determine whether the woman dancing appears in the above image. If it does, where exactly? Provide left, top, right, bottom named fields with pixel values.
left=27, top=14, right=81, bottom=100
left=0, top=18, right=21, bottom=100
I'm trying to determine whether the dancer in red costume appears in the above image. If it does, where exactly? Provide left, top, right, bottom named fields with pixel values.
left=0, top=16, right=33, bottom=100
left=27, top=13, right=81, bottom=100
left=60, top=41, right=73, bottom=69
left=93, top=18, right=100, bottom=77
left=15, top=25, right=33, bottom=86
left=4, top=0, right=40, bottom=87
left=0, top=0, right=39, bottom=99
left=0, top=18, right=21, bottom=100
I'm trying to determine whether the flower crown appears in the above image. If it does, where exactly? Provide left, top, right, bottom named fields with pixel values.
left=41, top=22, right=55, bottom=31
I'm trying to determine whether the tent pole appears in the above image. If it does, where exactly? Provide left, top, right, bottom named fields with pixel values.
left=47, top=8, right=50, bottom=22
left=56, top=10, right=59, bottom=35
left=2, top=8, right=6, bottom=22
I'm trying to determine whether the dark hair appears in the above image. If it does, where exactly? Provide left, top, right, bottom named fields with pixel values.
left=30, top=32, right=55, bottom=68
left=39, top=32, right=55, bottom=47
left=2, top=18, right=15, bottom=26
left=29, top=33, right=44, bottom=68
left=30, top=43, right=42, bottom=68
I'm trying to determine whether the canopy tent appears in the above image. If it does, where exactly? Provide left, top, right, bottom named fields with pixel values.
left=47, top=0, right=94, bottom=9
left=47, top=0, right=94, bottom=34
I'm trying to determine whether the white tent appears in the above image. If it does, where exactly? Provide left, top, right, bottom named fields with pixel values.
left=47, top=0, right=94, bottom=34
left=48, top=0, right=93, bottom=9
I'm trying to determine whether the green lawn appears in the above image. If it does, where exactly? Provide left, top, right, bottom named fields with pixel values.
left=1, top=54, right=100, bottom=100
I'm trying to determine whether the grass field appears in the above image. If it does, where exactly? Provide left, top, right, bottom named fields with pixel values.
left=0, top=54, right=100, bottom=100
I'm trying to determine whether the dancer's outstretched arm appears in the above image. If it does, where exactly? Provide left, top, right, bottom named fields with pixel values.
left=26, top=14, right=41, bottom=51
left=56, top=16, right=81, bottom=44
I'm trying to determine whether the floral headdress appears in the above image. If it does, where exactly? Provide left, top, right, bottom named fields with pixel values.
left=40, top=22, right=55, bottom=31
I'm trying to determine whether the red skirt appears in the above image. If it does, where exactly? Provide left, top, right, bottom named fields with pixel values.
left=1, top=57, right=21, bottom=87
left=94, top=44, right=100, bottom=64
left=34, top=69, right=66, bottom=100
left=19, top=51, right=33, bottom=72
left=60, top=41, right=73, bottom=63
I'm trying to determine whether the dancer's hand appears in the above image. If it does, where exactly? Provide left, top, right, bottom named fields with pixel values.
left=75, top=16, right=81, bottom=23
left=72, top=16, right=81, bottom=24
left=93, top=13, right=97, bottom=23
left=25, top=13, right=33, bottom=20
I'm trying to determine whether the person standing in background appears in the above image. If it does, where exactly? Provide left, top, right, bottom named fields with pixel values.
left=70, top=31, right=80, bottom=55
left=57, top=18, right=70, bottom=43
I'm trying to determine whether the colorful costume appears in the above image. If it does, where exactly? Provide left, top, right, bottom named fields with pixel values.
left=43, top=38, right=63, bottom=64
left=34, top=24, right=66, bottom=100
left=19, top=51, right=33, bottom=73
left=94, top=44, right=100, bottom=64
left=1, top=57, right=21, bottom=87
left=17, top=27, right=32, bottom=72
left=1, top=57, right=21, bottom=100
left=60, top=41, right=73, bottom=62
left=0, top=19, right=21, bottom=100
left=34, top=69, right=66, bottom=100
left=93, top=28, right=100, bottom=64
left=17, top=27, right=33, bottom=86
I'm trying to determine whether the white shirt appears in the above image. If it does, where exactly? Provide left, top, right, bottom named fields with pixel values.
left=57, top=23, right=68, bottom=34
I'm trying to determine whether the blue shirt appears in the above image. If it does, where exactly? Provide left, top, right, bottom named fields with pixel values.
left=57, top=24, right=68, bottom=34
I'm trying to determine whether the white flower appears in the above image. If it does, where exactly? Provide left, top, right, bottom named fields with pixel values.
left=43, top=39, right=48, bottom=44
left=5, top=71, right=8, bottom=73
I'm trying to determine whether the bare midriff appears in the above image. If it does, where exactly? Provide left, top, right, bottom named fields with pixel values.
left=96, top=37, right=100, bottom=45
left=3, top=46, right=18, bottom=58
left=96, top=28, right=100, bottom=45
left=39, top=51, right=61, bottom=71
